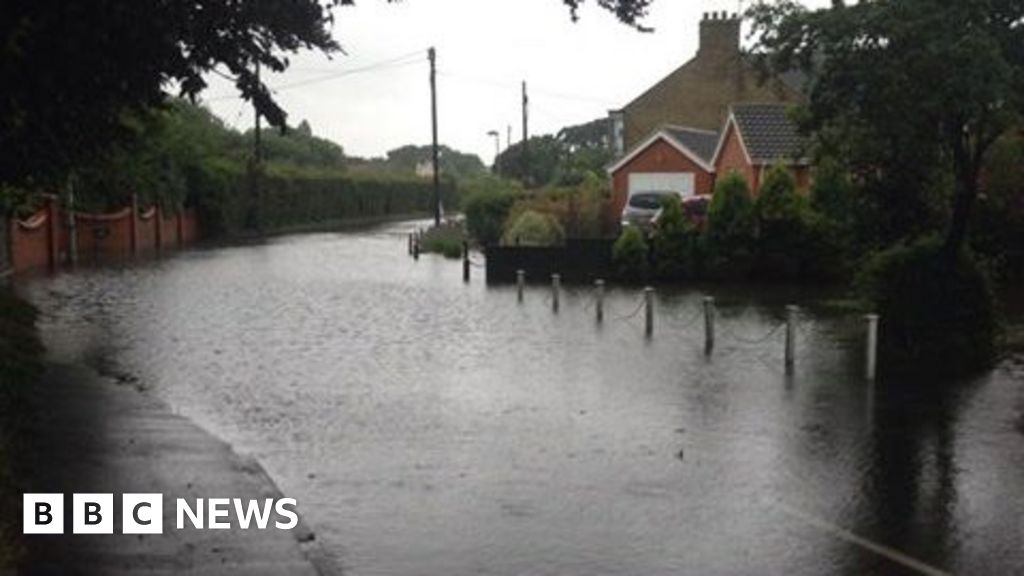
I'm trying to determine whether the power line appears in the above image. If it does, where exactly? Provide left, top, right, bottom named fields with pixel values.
left=270, top=58, right=420, bottom=92
left=203, top=49, right=428, bottom=102
left=437, top=69, right=619, bottom=106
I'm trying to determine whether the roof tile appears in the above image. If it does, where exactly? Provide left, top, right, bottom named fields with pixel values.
left=731, top=104, right=807, bottom=163
left=663, top=127, right=719, bottom=165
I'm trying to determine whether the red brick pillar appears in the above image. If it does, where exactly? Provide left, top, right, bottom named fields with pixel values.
left=176, top=208, right=184, bottom=247
left=129, top=193, right=139, bottom=256
left=154, top=203, right=162, bottom=252
left=46, top=195, right=59, bottom=270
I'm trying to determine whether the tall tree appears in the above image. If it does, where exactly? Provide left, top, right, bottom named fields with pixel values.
left=562, top=0, right=654, bottom=30
left=749, top=0, right=1024, bottom=256
left=0, top=0, right=653, bottom=191
left=0, top=0, right=347, bottom=188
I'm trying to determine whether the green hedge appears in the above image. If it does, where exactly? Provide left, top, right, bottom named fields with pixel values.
left=857, top=237, right=999, bottom=377
left=613, top=226, right=650, bottom=280
left=195, top=164, right=458, bottom=236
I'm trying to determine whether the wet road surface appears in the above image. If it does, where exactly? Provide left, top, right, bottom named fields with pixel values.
left=20, top=220, right=1024, bottom=575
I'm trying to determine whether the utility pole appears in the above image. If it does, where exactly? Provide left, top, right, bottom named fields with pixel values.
left=429, top=47, right=441, bottom=227
left=254, top=62, right=262, bottom=165
left=521, top=81, right=529, bottom=187
left=251, top=61, right=263, bottom=235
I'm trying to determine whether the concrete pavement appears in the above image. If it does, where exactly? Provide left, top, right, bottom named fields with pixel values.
left=19, top=364, right=339, bottom=576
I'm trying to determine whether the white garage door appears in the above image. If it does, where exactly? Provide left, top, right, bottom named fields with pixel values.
left=628, top=172, right=695, bottom=198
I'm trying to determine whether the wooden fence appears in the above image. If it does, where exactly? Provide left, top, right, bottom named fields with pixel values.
left=484, top=239, right=615, bottom=284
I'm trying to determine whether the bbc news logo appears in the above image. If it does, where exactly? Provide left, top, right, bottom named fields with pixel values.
left=23, top=494, right=298, bottom=534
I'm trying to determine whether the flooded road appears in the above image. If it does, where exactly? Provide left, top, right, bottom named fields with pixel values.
left=21, top=220, right=1024, bottom=575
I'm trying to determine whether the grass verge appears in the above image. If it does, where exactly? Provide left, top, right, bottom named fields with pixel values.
left=0, top=288, right=43, bottom=569
left=419, top=222, right=467, bottom=259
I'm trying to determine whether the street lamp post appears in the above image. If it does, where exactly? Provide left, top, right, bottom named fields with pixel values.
left=487, top=130, right=501, bottom=174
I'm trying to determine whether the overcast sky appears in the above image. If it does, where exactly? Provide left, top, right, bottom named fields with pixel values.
left=201, top=0, right=829, bottom=165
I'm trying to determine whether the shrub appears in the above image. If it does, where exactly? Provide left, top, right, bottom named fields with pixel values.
left=754, top=164, right=812, bottom=280
left=857, top=237, right=998, bottom=377
left=613, top=225, right=649, bottom=280
left=756, top=163, right=805, bottom=222
left=461, top=176, right=523, bottom=246
left=652, top=195, right=700, bottom=280
left=503, top=174, right=613, bottom=240
left=704, top=171, right=756, bottom=278
left=0, top=290, right=43, bottom=569
left=502, top=210, right=565, bottom=246
left=811, top=156, right=855, bottom=224
left=420, top=223, right=466, bottom=259
left=971, top=134, right=1024, bottom=283
left=799, top=212, right=854, bottom=281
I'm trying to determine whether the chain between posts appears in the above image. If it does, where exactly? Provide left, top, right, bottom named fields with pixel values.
left=662, top=305, right=705, bottom=331
left=608, top=294, right=648, bottom=322
left=719, top=321, right=788, bottom=346
left=490, top=265, right=878, bottom=381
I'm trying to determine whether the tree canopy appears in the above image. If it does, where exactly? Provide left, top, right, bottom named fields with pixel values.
left=748, top=0, right=1024, bottom=255
left=562, top=0, right=654, bottom=30
left=1, top=0, right=344, bottom=188
left=494, top=117, right=613, bottom=187
left=1, top=0, right=653, bottom=192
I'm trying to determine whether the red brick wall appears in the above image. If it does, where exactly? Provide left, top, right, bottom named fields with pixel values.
left=794, top=166, right=811, bottom=193
left=71, top=209, right=134, bottom=262
left=158, top=209, right=180, bottom=249
left=180, top=209, right=199, bottom=244
left=714, top=123, right=759, bottom=193
left=611, top=138, right=715, bottom=218
left=137, top=207, right=157, bottom=252
left=10, top=205, right=55, bottom=272
left=9, top=198, right=202, bottom=273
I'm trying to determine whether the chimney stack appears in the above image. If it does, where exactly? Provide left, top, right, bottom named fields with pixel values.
left=699, top=10, right=741, bottom=54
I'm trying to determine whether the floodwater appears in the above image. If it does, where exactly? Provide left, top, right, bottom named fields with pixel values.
left=21, top=220, right=1024, bottom=575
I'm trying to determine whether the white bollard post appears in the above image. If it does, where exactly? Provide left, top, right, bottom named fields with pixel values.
left=551, top=274, right=561, bottom=314
left=516, top=269, right=525, bottom=303
left=644, top=287, right=654, bottom=337
left=595, top=279, right=605, bottom=324
left=785, top=305, right=798, bottom=373
left=704, top=296, right=715, bottom=355
left=865, top=314, right=879, bottom=381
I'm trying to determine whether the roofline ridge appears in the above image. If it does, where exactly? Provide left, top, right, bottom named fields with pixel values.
left=606, top=126, right=716, bottom=175
left=730, top=102, right=793, bottom=110
left=662, top=123, right=719, bottom=135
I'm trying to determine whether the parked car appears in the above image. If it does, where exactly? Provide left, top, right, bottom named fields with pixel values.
left=681, top=195, right=710, bottom=229
left=621, top=190, right=685, bottom=233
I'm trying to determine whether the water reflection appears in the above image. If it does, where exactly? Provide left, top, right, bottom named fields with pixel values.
left=18, top=221, right=1024, bottom=575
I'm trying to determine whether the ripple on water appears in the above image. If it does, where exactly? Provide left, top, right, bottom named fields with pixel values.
left=20, top=222, right=1024, bottom=576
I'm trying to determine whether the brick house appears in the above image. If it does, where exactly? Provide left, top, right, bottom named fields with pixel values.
left=607, top=126, right=719, bottom=217
left=608, top=104, right=809, bottom=219
left=711, top=103, right=810, bottom=193
left=608, top=12, right=802, bottom=157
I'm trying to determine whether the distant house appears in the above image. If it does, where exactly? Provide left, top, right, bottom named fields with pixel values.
left=415, top=160, right=436, bottom=179
left=607, top=104, right=809, bottom=219
left=711, top=103, right=810, bottom=193
left=608, top=12, right=803, bottom=157
left=607, top=126, right=719, bottom=217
